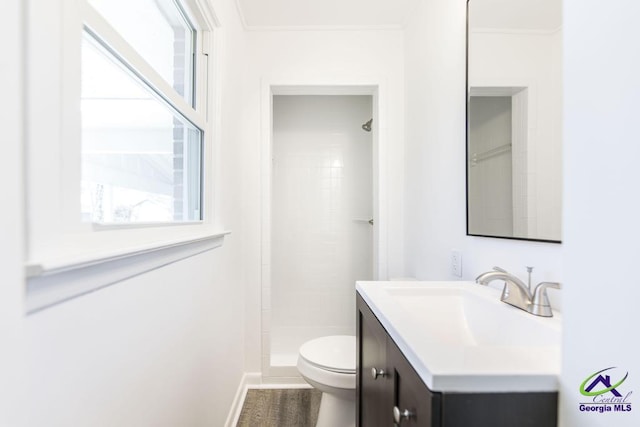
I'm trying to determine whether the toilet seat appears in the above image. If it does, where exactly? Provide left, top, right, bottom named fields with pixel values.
left=297, top=335, right=357, bottom=426
left=299, top=335, right=356, bottom=374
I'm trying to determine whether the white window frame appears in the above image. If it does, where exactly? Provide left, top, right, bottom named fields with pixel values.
left=25, top=0, right=227, bottom=313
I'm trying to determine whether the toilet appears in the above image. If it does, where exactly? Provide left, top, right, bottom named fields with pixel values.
left=297, top=335, right=356, bottom=427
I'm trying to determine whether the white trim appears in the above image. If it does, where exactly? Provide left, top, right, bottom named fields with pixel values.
left=224, top=373, right=262, bottom=427
left=207, top=26, right=223, bottom=228
left=183, top=0, right=220, bottom=29
left=241, top=24, right=405, bottom=32
left=261, top=370, right=308, bottom=384
left=25, top=0, right=223, bottom=270
left=271, top=84, right=377, bottom=96
left=0, top=0, right=27, bottom=422
left=248, top=383, right=312, bottom=390
left=90, top=220, right=203, bottom=230
left=82, top=4, right=207, bottom=129
left=26, top=231, right=229, bottom=276
left=470, top=26, right=562, bottom=36
left=259, top=79, right=388, bottom=376
left=26, top=231, right=230, bottom=314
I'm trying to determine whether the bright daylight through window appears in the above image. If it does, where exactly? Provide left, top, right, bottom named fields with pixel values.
left=81, top=0, right=203, bottom=224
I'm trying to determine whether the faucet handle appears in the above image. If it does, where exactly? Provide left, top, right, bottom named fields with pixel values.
left=530, top=282, right=561, bottom=317
left=492, top=266, right=508, bottom=273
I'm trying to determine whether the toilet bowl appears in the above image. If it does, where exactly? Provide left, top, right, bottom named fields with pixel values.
left=297, top=335, right=356, bottom=427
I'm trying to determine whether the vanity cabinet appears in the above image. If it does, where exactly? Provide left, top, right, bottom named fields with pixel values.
left=388, top=337, right=441, bottom=426
left=357, top=292, right=394, bottom=426
left=356, top=294, right=558, bottom=427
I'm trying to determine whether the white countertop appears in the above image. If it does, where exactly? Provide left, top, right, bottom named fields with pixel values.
left=356, top=280, right=562, bottom=393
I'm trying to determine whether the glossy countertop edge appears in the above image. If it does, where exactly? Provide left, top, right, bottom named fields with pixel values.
left=356, top=280, right=562, bottom=393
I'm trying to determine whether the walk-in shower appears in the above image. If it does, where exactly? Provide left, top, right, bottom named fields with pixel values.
left=268, top=95, right=374, bottom=372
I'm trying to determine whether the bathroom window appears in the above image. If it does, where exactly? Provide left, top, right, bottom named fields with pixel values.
left=24, top=0, right=222, bottom=311
left=87, top=0, right=196, bottom=105
left=81, top=0, right=205, bottom=224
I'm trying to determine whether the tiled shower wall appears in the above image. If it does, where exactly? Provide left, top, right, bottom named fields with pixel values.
left=268, top=95, right=373, bottom=369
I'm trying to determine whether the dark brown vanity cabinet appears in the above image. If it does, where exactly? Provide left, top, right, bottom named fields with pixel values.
left=356, top=294, right=558, bottom=427
left=357, top=294, right=439, bottom=426
left=388, top=337, right=441, bottom=426
left=357, top=292, right=394, bottom=426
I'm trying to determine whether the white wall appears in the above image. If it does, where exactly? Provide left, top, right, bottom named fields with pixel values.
left=0, top=0, right=26, bottom=424
left=24, top=0, right=248, bottom=425
left=403, top=0, right=563, bottom=308
left=561, top=0, right=640, bottom=425
left=240, top=28, right=406, bottom=373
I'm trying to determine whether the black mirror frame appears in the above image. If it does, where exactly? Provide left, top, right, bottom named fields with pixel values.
left=465, top=0, right=561, bottom=244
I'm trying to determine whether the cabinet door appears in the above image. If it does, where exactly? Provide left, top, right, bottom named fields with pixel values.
left=357, top=295, right=394, bottom=427
left=388, top=339, right=441, bottom=427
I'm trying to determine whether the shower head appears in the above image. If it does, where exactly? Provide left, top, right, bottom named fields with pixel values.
left=362, top=118, right=373, bottom=132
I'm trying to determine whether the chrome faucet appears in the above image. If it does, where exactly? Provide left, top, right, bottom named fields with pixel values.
left=530, top=282, right=561, bottom=317
left=475, top=267, right=561, bottom=317
left=476, top=266, right=532, bottom=312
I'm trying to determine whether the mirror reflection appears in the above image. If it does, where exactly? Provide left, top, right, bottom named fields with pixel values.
left=467, top=0, right=562, bottom=242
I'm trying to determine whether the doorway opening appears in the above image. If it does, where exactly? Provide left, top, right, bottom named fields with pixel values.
left=261, top=84, right=384, bottom=380
left=271, top=94, right=373, bottom=368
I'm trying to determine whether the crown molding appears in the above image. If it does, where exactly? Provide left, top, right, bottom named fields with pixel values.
left=470, top=26, right=562, bottom=36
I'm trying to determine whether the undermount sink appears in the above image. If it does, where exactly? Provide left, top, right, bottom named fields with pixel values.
left=356, top=281, right=562, bottom=392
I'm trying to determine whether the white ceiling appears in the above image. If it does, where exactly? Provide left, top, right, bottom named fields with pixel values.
left=236, top=0, right=416, bottom=29
left=469, top=0, right=561, bottom=31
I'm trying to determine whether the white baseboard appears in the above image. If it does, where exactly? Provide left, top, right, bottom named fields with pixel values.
left=224, top=372, right=261, bottom=427
left=224, top=372, right=315, bottom=427
left=249, top=382, right=312, bottom=389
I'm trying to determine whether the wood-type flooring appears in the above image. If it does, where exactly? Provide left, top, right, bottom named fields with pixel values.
left=237, top=388, right=322, bottom=427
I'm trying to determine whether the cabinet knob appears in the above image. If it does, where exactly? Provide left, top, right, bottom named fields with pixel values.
left=371, top=367, right=386, bottom=379
left=393, top=406, right=414, bottom=424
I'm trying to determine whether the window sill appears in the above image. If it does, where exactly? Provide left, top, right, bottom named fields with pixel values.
left=25, top=230, right=230, bottom=314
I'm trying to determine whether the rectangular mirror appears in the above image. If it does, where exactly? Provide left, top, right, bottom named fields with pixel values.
left=467, top=0, right=562, bottom=243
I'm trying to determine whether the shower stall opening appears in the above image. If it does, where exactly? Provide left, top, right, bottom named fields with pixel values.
left=269, top=94, right=374, bottom=371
